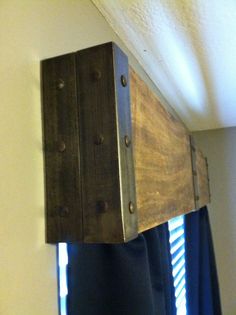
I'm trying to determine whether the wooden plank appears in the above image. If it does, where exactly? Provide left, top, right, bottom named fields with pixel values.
left=42, top=54, right=83, bottom=243
left=130, top=68, right=195, bottom=232
left=195, top=149, right=211, bottom=207
left=76, top=42, right=137, bottom=243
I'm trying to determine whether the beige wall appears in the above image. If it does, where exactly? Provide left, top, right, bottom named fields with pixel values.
left=0, top=1, right=176, bottom=314
left=3, top=1, right=229, bottom=315
left=194, top=127, right=236, bottom=315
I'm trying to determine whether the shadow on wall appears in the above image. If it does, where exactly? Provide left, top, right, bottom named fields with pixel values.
left=193, top=127, right=236, bottom=315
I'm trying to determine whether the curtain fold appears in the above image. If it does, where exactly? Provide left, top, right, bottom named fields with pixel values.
left=67, top=223, right=176, bottom=315
left=185, top=206, right=222, bottom=315
left=66, top=206, right=221, bottom=315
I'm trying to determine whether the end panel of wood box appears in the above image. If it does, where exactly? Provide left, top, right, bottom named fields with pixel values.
left=76, top=43, right=138, bottom=243
left=41, top=53, right=83, bottom=243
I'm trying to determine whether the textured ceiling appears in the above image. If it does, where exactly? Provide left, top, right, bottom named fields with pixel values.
left=92, top=0, right=236, bottom=131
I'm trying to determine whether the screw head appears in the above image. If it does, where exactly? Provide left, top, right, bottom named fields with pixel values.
left=94, top=134, right=104, bottom=145
left=56, top=79, right=65, bottom=90
left=129, top=201, right=135, bottom=214
left=124, top=135, right=131, bottom=147
left=58, top=141, right=66, bottom=152
left=96, top=200, right=109, bottom=212
left=58, top=206, right=69, bottom=217
left=121, top=75, right=127, bottom=87
left=92, top=69, right=102, bottom=81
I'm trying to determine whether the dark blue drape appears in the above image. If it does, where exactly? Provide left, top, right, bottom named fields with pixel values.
left=66, top=207, right=221, bottom=315
left=185, top=207, right=222, bottom=315
left=67, top=223, right=176, bottom=315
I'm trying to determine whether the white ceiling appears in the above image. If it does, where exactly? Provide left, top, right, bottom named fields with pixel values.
left=92, top=0, right=236, bottom=131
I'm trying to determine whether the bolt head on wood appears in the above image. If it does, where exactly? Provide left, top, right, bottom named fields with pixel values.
left=124, top=135, right=131, bottom=147
left=56, top=79, right=65, bottom=90
left=58, top=206, right=69, bottom=217
left=58, top=141, right=66, bottom=152
left=129, top=201, right=134, bottom=214
left=121, top=75, right=127, bottom=87
left=96, top=200, right=109, bottom=212
left=94, top=134, right=104, bottom=145
left=92, top=69, right=102, bottom=81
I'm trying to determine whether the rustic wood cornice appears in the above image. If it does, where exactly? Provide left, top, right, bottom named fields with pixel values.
left=41, top=42, right=210, bottom=243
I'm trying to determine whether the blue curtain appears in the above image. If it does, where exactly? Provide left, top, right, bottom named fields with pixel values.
left=67, top=223, right=176, bottom=315
left=66, top=207, right=221, bottom=315
left=185, top=207, right=222, bottom=315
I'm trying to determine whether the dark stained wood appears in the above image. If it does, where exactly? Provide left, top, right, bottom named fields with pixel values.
left=130, top=68, right=196, bottom=232
left=41, top=54, right=82, bottom=243
left=42, top=42, right=137, bottom=243
left=76, top=42, right=137, bottom=243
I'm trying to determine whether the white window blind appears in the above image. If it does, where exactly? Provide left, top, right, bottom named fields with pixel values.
left=168, top=215, right=187, bottom=315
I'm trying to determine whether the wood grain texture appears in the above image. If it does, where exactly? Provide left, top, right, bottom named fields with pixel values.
left=130, top=68, right=195, bottom=232
left=195, top=149, right=211, bottom=207
left=42, top=54, right=82, bottom=243
left=76, top=42, right=137, bottom=243
left=42, top=42, right=138, bottom=243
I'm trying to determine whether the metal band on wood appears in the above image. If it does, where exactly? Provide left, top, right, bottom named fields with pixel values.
left=189, top=135, right=200, bottom=210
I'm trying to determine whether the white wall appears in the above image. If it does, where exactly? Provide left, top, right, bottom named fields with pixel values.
left=194, top=127, right=236, bottom=315
left=0, top=1, right=178, bottom=314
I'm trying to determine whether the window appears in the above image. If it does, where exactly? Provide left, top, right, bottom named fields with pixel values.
left=58, top=243, right=68, bottom=315
left=168, top=215, right=187, bottom=315
left=58, top=216, right=187, bottom=315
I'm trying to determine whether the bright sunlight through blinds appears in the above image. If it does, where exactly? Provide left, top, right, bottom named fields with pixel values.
left=58, top=243, right=68, bottom=315
left=168, top=215, right=187, bottom=315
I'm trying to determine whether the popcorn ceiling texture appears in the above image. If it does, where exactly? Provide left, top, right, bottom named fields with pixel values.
left=92, top=0, right=236, bottom=131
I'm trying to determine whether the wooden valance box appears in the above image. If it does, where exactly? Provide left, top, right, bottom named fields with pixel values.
left=41, top=42, right=210, bottom=244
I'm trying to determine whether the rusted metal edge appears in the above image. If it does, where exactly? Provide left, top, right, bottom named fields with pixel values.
left=189, top=135, right=200, bottom=210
